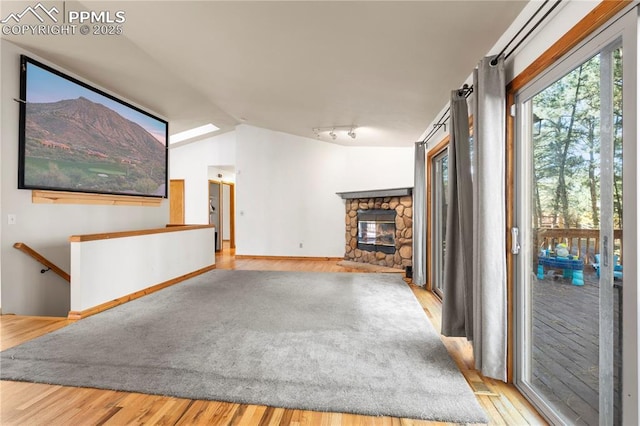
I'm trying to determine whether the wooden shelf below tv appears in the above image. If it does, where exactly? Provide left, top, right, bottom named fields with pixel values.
left=32, top=190, right=163, bottom=207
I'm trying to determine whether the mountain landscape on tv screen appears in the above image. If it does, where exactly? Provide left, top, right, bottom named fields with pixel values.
left=24, top=97, right=166, bottom=196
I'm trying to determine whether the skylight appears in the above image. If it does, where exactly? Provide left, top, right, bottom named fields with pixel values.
left=169, top=123, right=220, bottom=144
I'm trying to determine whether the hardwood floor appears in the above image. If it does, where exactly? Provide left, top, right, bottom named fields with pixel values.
left=0, top=244, right=547, bottom=425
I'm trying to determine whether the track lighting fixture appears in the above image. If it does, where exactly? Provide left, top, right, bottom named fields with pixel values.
left=312, top=125, right=358, bottom=141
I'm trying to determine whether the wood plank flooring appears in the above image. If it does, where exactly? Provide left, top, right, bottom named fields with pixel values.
left=531, top=269, right=622, bottom=425
left=0, top=244, right=546, bottom=425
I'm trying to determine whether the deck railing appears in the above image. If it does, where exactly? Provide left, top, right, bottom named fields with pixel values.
left=536, top=228, right=623, bottom=264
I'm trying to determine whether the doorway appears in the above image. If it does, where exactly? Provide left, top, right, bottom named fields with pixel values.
left=169, top=179, right=185, bottom=224
left=209, top=180, right=235, bottom=252
left=209, top=181, right=221, bottom=251
left=222, top=182, right=235, bottom=249
left=427, top=143, right=449, bottom=299
left=513, top=24, right=628, bottom=425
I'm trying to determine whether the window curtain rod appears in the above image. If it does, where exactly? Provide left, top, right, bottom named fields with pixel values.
left=495, top=0, right=563, bottom=65
left=419, top=85, right=473, bottom=145
left=417, top=0, right=563, bottom=146
left=489, top=0, right=552, bottom=65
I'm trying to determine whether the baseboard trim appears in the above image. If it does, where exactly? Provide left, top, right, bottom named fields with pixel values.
left=67, top=264, right=216, bottom=320
left=235, top=255, right=344, bottom=261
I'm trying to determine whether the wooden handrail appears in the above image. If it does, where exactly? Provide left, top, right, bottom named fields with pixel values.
left=13, top=243, right=71, bottom=282
left=69, top=224, right=214, bottom=243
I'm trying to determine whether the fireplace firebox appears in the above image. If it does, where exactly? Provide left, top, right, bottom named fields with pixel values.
left=357, top=210, right=396, bottom=254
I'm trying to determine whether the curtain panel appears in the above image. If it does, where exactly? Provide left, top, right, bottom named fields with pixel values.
left=413, top=142, right=427, bottom=286
left=440, top=55, right=507, bottom=381
left=472, top=55, right=507, bottom=381
left=441, top=90, right=474, bottom=339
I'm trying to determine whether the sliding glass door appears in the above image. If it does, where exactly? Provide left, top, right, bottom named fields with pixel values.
left=514, top=22, right=628, bottom=425
left=431, top=148, right=448, bottom=298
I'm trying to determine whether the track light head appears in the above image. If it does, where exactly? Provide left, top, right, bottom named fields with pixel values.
left=313, top=125, right=357, bottom=141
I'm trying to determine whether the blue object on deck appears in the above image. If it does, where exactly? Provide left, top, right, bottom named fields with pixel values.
left=593, top=254, right=623, bottom=280
left=538, top=255, right=584, bottom=286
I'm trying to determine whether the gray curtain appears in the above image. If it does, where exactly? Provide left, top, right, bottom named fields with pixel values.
left=472, top=55, right=507, bottom=381
left=441, top=91, right=473, bottom=339
left=413, top=142, right=427, bottom=286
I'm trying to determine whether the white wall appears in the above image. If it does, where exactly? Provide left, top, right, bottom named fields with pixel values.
left=233, top=125, right=414, bottom=257
left=169, top=131, right=236, bottom=224
left=235, top=125, right=346, bottom=257
left=0, top=41, right=170, bottom=316
left=171, top=124, right=413, bottom=258
left=207, top=166, right=236, bottom=183
left=342, top=146, right=414, bottom=192
left=70, top=227, right=214, bottom=312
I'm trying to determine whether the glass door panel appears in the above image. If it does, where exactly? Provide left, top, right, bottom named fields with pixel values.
left=431, top=149, right=448, bottom=298
left=518, top=43, right=622, bottom=425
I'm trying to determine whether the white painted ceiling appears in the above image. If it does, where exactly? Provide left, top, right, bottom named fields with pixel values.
left=1, top=1, right=527, bottom=147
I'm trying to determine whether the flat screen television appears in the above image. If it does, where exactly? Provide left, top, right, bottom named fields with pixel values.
left=18, top=55, right=168, bottom=198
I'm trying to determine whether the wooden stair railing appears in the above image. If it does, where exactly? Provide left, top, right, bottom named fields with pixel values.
left=13, top=242, right=70, bottom=282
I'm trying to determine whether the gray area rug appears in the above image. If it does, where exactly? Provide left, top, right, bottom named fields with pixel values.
left=1, top=270, right=487, bottom=423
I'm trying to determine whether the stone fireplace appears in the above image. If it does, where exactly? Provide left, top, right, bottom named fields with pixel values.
left=337, top=188, right=413, bottom=270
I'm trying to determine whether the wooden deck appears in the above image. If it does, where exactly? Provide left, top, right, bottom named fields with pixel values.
left=531, top=267, right=622, bottom=425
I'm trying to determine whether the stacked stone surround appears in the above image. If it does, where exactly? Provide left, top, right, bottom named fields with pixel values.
left=344, top=195, right=413, bottom=270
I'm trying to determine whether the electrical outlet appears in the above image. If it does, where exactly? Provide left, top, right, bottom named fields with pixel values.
left=7, top=214, right=16, bottom=225
left=299, top=242, right=303, bottom=248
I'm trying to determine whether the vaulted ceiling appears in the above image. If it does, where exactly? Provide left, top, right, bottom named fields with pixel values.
left=2, top=1, right=527, bottom=146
